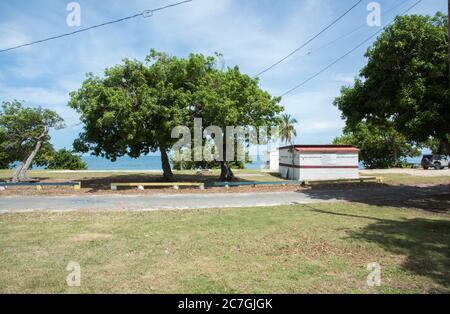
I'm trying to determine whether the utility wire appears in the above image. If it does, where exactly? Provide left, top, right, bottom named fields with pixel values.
left=0, top=0, right=193, bottom=54
left=255, top=0, right=364, bottom=77
left=280, top=0, right=423, bottom=97
left=295, top=0, right=413, bottom=60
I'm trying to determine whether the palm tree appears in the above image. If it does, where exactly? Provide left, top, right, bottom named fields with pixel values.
left=279, top=114, right=298, bottom=145
left=278, top=114, right=298, bottom=179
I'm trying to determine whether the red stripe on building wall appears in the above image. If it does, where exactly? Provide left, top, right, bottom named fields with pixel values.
left=295, top=148, right=359, bottom=153
left=278, top=145, right=359, bottom=153
left=279, top=163, right=359, bottom=169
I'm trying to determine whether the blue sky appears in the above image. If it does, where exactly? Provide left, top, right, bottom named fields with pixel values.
left=0, top=0, right=447, bottom=152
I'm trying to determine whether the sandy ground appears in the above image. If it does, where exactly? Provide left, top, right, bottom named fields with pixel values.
left=361, top=168, right=450, bottom=177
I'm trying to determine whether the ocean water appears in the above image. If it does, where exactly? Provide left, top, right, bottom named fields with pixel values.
left=32, top=155, right=422, bottom=171
left=82, top=155, right=266, bottom=170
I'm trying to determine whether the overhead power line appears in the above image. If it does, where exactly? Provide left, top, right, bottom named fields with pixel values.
left=295, top=0, right=413, bottom=60
left=0, top=0, right=193, bottom=54
left=280, top=0, right=423, bottom=97
left=255, top=0, right=363, bottom=77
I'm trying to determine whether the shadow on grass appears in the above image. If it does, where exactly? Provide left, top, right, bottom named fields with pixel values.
left=308, top=208, right=450, bottom=292
left=266, top=172, right=284, bottom=180
left=352, top=216, right=450, bottom=292
left=300, top=183, right=450, bottom=213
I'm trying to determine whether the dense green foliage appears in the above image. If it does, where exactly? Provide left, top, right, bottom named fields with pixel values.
left=0, top=129, right=10, bottom=169
left=188, top=61, right=283, bottom=180
left=69, top=50, right=282, bottom=180
left=69, top=50, right=212, bottom=179
left=333, top=122, right=421, bottom=169
left=424, top=135, right=450, bottom=155
left=0, top=101, right=63, bottom=178
left=334, top=13, right=449, bottom=155
left=47, top=149, right=87, bottom=170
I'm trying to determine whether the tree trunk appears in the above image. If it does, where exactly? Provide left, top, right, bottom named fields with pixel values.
left=219, top=136, right=235, bottom=181
left=12, top=140, right=43, bottom=182
left=220, top=161, right=235, bottom=181
left=393, top=145, right=398, bottom=166
left=11, top=162, right=24, bottom=183
left=160, top=145, right=173, bottom=181
left=11, top=127, right=48, bottom=183
left=441, top=137, right=450, bottom=156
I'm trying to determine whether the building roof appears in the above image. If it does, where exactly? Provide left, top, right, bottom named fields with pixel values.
left=278, top=145, right=359, bottom=153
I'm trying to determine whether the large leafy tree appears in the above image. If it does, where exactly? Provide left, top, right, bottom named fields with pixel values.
left=334, top=13, right=449, bottom=153
left=70, top=50, right=282, bottom=181
left=69, top=50, right=215, bottom=180
left=0, top=101, right=64, bottom=182
left=191, top=66, right=283, bottom=180
left=333, top=122, right=421, bottom=169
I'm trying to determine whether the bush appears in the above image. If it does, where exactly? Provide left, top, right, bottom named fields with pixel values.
left=48, top=149, right=87, bottom=170
left=333, top=122, right=420, bottom=169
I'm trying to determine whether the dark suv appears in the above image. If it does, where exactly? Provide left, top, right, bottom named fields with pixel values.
left=421, top=155, right=450, bottom=170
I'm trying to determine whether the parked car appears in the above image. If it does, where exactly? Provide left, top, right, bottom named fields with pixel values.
left=421, top=155, right=450, bottom=170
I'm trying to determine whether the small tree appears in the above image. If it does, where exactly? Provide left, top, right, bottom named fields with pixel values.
left=48, top=149, right=87, bottom=170
left=279, top=114, right=298, bottom=145
left=278, top=114, right=298, bottom=177
left=333, top=122, right=421, bottom=169
left=0, top=101, right=64, bottom=182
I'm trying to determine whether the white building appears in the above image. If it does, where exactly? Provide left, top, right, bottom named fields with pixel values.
left=264, top=149, right=279, bottom=171
left=279, top=145, right=360, bottom=181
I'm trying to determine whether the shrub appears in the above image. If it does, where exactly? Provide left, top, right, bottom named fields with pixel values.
left=48, top=149, right=87, bottom=170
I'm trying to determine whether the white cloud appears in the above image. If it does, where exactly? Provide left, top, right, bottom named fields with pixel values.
left=279, top=85, right=345, bottom=143
left=0, top=86, right=80, bottom=126
left=0, top=86, right=68, bottom=105
left=143, top=0, right=334, bottom=74
left=0, top=23, right=31, bottom=51
left=335, top=73, right=356, bottom=84
left=0, top=0, right=350, bottom=148
left=299, top=119, right=344, bottom=134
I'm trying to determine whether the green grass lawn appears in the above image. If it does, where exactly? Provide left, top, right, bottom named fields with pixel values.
left=1, top=202, right=448, bottom=293
left=365, top=173, right=450, bottom=186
